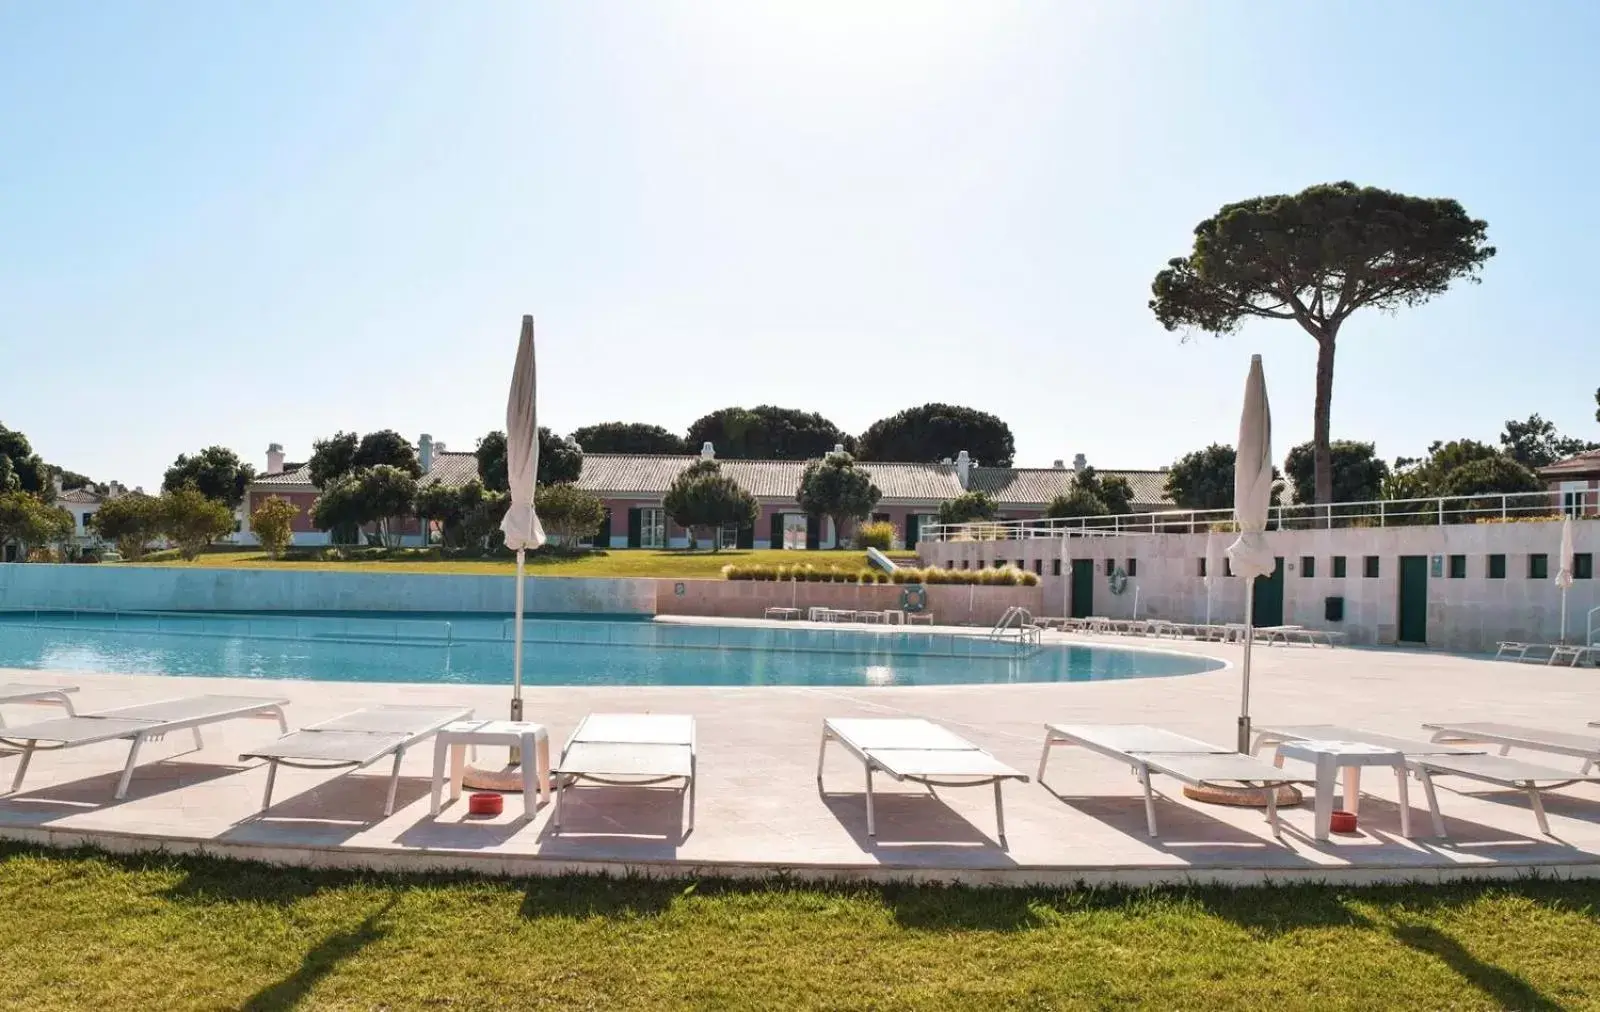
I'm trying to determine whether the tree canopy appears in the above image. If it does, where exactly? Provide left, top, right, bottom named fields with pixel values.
left=160, top=486, right=236, bottom=561
left=1164, top=445, right=1238, bottom=511
left=571, top=422, right=685, bottom=455
left=856, top=404, right=1015, bottom=467
left=249, top=496, right=299, bottom=560
left=535, top=483, right=609, bottom=547
left=1284, top=441, right=1388, bottom=505
left=935, top=490, right=997, bottom=526
left=0, top=423, right=50, bottom=496
left=310, top=465, right=419, bottom=546
left=662, top=461, right=758, bottom=551
left=1499, top=414, right=1596, bottom=470
left=1074, top=467, right=1133, bottom=515
left=89, top=493, right=163, bottom=559
left=1385, top=439, right=1541, bottom=499
left=0, top=491, right=72, bottom=556
left=1150, top=182, right=1494, bottom=505
left=162, top=446, right=257, bottom=507
left=797, top=452, right=881, bottom=548
left=308, top=431, right=360, bottom=488
left=475, top=429, right=584, bottom=493
left=353, top=430, right=422, bottom=478
left=1045, top=489, right=1105, bottom=519
left=685, top=406, right=852, bottom=461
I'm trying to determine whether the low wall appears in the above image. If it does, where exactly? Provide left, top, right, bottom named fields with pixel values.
left=655, top=579, right=1042, bottom=627
left=919, top=518, right=1600, bottom=653
left=0, top=564, right=656, bottom=616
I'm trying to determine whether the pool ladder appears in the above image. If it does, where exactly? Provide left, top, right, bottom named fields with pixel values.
left=990, top=606, right=1043, bottom=652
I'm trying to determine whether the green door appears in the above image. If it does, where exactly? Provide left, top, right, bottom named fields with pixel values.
left=905, top=514, right=921, bottom=550
left=805, top=515, right=821, bottom=550
left=1070, top=559, right=1095, bottom=618
left=1250, top=557, right=1285, bottom=628
left=1398, top=555, right=1428, bottom=644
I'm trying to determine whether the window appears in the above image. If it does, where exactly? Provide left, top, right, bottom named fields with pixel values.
left=1331, top=556, right=1347, bottom=578
left=639, top=508, right=666, bottom=549
left=1015, top=559, right=1025, bottom=571
left=1224, top=558, right=1234, bottom=578
left=1448, top=555, right=1467, bottom=579
left=1363, top=556, right=1380, bottom=579
left=1488, top=554, right=1506, bottom=579
left=1529, top=554, right=1549, bottom=580
left=1300, top=556, right=1315, bottom=578
left=1052, top=558, right=1062, bottom=576
left=960, top=560, right=969, bottom=570
left=1198, top=558, right=1208, bottom=578
left=1126, top=559, right=1138, bottom=577
left=718, top=524, right=740, bottom=549
left=995, top=559, right=1007, bottom=569
left=1032, top=559, right=1042, bottom=575
left=1576, top=553, right=1594, bottom=580
left=1106, top=558, right=1116, bottom=575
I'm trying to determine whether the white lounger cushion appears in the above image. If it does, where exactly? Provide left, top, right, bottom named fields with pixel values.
left=571, top=713, right=693, bottom=747
left=1415, top=753, right=1600, bottom=785
left=1422, top=722, right=1600, bottom=757
left=1137, top=751, right=1308, bottom=787
left=0, top=684, right=77, bottom=701
left=557, top=741, right=694, bottom=778
left=1256, top=724, right=1480, bottom=755
left=245, top=730, right=413, bottom=765
left=1047, top=723, right=1230, bottom=755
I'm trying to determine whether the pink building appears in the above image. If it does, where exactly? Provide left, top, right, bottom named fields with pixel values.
left=1541, top=449, right=1600, bottom=516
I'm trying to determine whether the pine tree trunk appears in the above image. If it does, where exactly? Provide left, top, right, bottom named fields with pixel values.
left=1312, top=332, right=1338, bottom=507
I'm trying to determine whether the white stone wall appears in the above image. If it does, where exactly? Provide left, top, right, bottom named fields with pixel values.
left=918, top=519, right=1600, bottom=653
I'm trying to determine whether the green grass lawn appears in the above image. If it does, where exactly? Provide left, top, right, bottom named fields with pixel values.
left=2, top=845, right=1597, bottom=1011
left=126, top=547, right=918, bottom=579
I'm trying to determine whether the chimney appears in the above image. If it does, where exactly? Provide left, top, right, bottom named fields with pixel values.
left=941, top=457, right=953, bottom=465
left=1052, top=459, right=1065, bottom=469
left=107, top=481, right=124, bottom=499
left=433, top=441, right=445, bottom=455
left=419, top=433, right=434, bottom=474
left=1072, top=453, right=1087, bottom=473
left=700, top=441, right=715, bottom=460
left=266, top=443, right=285, bottom=474
left=956, top=450, right=972, bottom=489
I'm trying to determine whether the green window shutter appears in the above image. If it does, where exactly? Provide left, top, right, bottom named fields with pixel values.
left=1331, top=556, right=1346, bottom=578
left=627, top=508, right=642, bottom=548
left=1488, top=554, right=1506, bottom=579
left=1576, top=553, right=1594, bottom=580
left=770, top=512, right=783, bottom=547
left=737, top=522, right=754, bottom=549
left=906, top=514, right=920, bottom=550
left=806, top=515, right=821, bottom=550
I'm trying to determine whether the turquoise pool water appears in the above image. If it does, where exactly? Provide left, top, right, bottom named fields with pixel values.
left=0, top=611, right=1222, bottom=687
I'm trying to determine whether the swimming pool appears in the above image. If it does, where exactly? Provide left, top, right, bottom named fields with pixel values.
left=0, top=610, right=1223, bottom=687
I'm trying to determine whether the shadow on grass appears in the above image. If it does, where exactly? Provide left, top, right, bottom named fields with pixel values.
left=1389, top=921, right=1567, bottom=1012
left=240, top=897, right=397, bottom=1012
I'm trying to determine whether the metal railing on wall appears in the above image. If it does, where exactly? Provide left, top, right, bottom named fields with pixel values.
left=919, top=489, right=1598, bottom=543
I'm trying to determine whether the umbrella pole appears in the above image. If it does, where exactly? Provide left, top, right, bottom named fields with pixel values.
left=1561, top=587, right=1569, bottom=646
left=509, top=547, right=526, bottom=764
left=1237, top=580, right=1255, bottom=753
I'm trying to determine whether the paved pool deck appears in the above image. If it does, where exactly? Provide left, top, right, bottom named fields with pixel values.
left=1, top=622, right=1597, bottom=887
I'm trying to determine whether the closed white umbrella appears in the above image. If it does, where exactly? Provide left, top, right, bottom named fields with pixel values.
left=501, top=315, right=546, bottom=728
left=1556, top=516, right=1575, bottom=645
left=1228, top=354, right=1276, bottom=752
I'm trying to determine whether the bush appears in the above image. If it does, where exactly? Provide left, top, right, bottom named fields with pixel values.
left=250, top=496, right=299, bottom=560
left=855, top=521, right=896, bottom=551
left=1019, top=571, right=1040, bottom=586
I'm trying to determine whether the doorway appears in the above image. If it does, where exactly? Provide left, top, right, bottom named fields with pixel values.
left=1398, top=555, right=1428, bottom=644
left=1070, top=559, right=1095, bottom=618
left=1250, top=557, right=1285, bottom=628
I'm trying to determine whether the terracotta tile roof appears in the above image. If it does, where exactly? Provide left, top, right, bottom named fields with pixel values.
left=418, top=452, right=480, bottom=488
left=574, top=454, right=966, bottom=502
left=252, top=463, right=315, bottom=487
left=57, top=487, right=103, bottom=505
left=1541, top=449, right=1600, bottom=479
left=967, top=467, right=1173, bottom=508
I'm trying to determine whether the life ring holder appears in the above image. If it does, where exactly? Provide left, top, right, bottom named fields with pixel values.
left=1108, top=567, right=1129, bottom=595
left=900, top=585, right=928, bottom=612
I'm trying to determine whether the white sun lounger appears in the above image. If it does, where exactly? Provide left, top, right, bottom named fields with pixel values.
left=0, top=694, right=290, bottom=799
left=818, top=718, right=1029, bottom=844
left=0, top=683, right=78, bottom=727
left=1253, top=723, right=1600, bottom=838
left=1038, top=724, right=1312, bottom=837
left=553, top=713, right=696, bottom=836
left=1420, top=721, right=1600, bottom=775
left=240, top=704, right=472, bottom=816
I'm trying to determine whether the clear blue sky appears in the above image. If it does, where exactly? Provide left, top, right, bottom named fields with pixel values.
left=3, top=1, right=1597, bottom=490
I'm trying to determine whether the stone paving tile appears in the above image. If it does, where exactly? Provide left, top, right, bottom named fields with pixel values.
left=0, top=632, right=1597, bottom=884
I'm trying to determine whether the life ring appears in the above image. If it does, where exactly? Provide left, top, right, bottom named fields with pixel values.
left=1108, top=567, right=1128, bottom=595
left=900, top=585, right=928, bottom=612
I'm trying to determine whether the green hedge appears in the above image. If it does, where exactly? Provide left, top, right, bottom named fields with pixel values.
left=722, top=563, right=1039, bottom=587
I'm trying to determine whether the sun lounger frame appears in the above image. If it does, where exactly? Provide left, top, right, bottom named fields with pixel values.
left=240, top=704, right=473, bottom=816
left=553, top=713, right=697, bottom=836
left=0, top=683, right=78, bottom=727
left=818, top=718, right=1028, bottom=845
left=1, top=695, right=290, bottom=799
left=1038, top=723, right=1311, bottom=837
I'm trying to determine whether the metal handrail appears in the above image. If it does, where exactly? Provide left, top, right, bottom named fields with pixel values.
left=920, top=488, right=1598, bottom=543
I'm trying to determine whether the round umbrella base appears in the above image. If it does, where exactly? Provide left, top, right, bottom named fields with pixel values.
left=461, top=764, right=529, bottom=793
left=1183, top=783, right=1302, bottom=808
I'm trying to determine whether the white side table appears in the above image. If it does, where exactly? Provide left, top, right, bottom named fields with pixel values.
left=431, top=720, right=551, bottom=818
left=1275, top=739, right=1411, bottom=841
